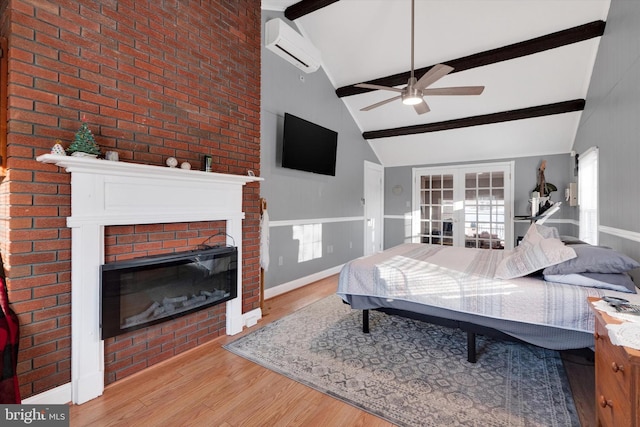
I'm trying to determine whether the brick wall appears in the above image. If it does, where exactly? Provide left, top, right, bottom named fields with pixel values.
left=1, top=0, right=261, bottom=399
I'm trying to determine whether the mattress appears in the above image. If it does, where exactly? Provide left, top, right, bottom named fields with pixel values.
left=337, top=243, right=640, bottom=349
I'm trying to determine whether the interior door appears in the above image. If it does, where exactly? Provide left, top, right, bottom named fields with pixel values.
left=364, top=161, right=384, bottom=256
left=413, top=162, right=513, bottom=249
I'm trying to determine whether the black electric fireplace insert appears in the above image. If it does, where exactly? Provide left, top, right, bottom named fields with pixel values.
left=100, top=246, right=237, bottom=339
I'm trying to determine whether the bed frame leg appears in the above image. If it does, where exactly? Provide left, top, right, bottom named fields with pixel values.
left=363, top=309, right=369, bottom=333
left=467, top=332, right=477, bottom=363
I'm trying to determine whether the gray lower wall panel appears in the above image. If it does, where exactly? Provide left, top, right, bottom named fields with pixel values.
left=264, top=220, right=364, bottom=288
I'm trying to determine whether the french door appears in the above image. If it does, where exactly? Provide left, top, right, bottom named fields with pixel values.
left=412, top=162, right=514, bottom=250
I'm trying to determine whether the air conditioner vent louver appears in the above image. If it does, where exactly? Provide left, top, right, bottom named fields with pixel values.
left=265, top=18, right=321, bottom=73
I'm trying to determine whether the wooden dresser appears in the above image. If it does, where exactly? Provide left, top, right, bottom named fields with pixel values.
left=589, top=297, right=640, bottom=427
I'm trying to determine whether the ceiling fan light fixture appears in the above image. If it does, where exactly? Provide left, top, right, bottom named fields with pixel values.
left=402, top=92, right=422, bottom=105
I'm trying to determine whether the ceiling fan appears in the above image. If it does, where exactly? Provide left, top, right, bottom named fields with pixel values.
left=356, top=0, right=484, bottom=115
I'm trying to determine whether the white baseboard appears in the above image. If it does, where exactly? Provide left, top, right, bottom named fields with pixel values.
left=264, top=264, right=343, bottom=300
left=23, top=383, right=72, bottom=405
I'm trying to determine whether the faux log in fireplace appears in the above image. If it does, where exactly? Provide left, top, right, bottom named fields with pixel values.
left=100, top=246, right=238, bottom=339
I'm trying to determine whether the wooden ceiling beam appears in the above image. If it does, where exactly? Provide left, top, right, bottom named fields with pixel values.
left=284, top=0, right=340, bottom=21
left=337, top=21, right=606, bottom=98
left=362, top=99, right=585, bottom=140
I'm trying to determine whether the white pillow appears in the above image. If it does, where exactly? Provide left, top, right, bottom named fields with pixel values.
left=495, top=226, right=576, bottom=280
left=533, top=223, right=560, bottom=240
left=520, top=223, right=559, bottom=245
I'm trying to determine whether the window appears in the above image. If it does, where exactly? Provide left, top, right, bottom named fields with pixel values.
left=578, top=147, right=598, bottom=245
left=292, top=223, right=323, bottom=262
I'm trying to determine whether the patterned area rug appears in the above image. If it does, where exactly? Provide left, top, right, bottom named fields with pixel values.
left=224, top=295, right=580, bottom=426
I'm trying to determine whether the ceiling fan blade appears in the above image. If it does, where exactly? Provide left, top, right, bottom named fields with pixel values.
left=413, top=99, right=430, bottom=115
left=414, top=64, right=454, bottom=90
left=355, top=83, right=404, bottom=93
left=360, top=95, right=402, bottom=111
left=423, top=86, right=485, bottom=96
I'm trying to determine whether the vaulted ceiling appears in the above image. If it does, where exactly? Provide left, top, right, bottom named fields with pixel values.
left=261, top=0, right=611, bottom=167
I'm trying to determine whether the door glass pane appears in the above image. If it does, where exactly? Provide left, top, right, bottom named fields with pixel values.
left=421, top=190, right=430, bottom=205
left=465, top=174, right=476, bottom=188
left=478, top=174, right=491, bottom=188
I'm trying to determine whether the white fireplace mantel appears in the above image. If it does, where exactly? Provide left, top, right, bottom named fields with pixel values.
left=36, top=154, right=262, bottom=404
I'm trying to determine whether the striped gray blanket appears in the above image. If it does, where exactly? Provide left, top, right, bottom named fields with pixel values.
left=337, top=243, right=636, bottom=335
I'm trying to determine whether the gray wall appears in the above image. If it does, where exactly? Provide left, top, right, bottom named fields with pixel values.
left=261, top=11, right=380, bottom=289
left=384, top=154, right=576, bottom=249
left=572, top=0, right=640, bottom=264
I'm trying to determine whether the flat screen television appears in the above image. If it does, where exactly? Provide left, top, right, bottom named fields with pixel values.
left=282, top=113, right=338, bottom=176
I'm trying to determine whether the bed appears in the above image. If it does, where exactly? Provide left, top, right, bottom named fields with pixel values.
left=337, top=224, right=640, bottom=362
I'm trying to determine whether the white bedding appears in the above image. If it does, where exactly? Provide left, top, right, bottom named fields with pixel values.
left=337, top=243, right=640, bottom=341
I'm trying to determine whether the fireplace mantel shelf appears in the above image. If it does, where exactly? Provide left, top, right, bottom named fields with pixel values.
left=37, top=153, right=263, bottom=226
left=37, top=154, right=263, bottom=185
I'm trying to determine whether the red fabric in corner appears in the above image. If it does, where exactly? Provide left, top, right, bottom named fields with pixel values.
left=0, top=276, right=20, bottom=404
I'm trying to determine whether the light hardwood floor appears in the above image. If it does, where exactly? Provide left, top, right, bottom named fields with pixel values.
left=69, top=275, right=595, bottom=426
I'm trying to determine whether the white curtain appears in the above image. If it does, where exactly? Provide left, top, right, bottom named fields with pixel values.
left=260, top=209, right=270, bottom=271
left=578, top=147, right=598, bottom=245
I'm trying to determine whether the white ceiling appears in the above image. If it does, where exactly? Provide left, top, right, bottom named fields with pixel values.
left=262, top=0, right=611, bottom=167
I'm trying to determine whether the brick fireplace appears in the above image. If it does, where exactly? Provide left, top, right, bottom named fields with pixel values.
left=37, top=153, right=262, bottom=404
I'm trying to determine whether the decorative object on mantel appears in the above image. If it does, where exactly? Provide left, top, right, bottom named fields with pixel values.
left=166, top=157, right=178, bottom=168
left=105, top=151, right=119, bottom=161
left=51, top=139, right=66, bottom=156
left=180, top=161, right=191, bottom=170
left=66, top=118, right=101, bottom=157
left=203, top=155, right=212, bottom=172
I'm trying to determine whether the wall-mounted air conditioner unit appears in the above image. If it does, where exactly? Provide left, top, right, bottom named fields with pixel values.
left=265, top=18, right=321, bottom=73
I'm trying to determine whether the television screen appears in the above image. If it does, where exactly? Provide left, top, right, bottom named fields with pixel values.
left=282, top=113, right=338, bottom=176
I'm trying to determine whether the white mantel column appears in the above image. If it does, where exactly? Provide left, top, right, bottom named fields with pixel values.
left=70, top=223, right=105, bottom=404
left=226, top=217, right=243, bottom=335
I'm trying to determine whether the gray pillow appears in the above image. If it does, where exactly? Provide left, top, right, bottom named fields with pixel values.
left=542, top=244, right=640, bottom=275
left=560, top=235, right=588, bottom=245
left=544, top=272, right=637, bottom=294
